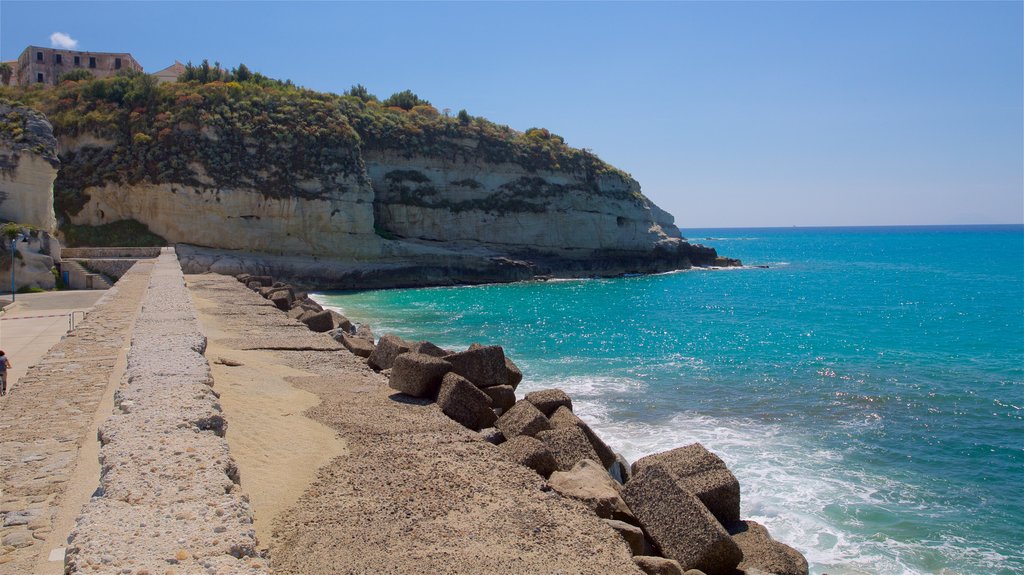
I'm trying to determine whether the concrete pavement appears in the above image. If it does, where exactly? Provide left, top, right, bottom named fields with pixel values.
left=0, top=290, right=106, bottom=394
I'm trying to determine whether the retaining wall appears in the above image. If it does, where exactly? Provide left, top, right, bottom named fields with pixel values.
left=59, top=247, right=162, bottom=259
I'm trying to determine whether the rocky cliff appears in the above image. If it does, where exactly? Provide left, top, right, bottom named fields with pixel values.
left=0, top=103, right=59, bottom=232
left=0, top=75, right=735, bottom=287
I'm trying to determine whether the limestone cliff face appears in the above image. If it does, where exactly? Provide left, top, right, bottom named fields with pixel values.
left=364, top=151, right=683, bottom=257
left=0, top=104, right=58, bottom=232
left=70, top=178, right=386, bottom=260
left=1, top=79, right=732, bottom=286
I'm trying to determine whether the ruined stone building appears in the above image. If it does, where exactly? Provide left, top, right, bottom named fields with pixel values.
left=14, top=45, right=142, bottom=86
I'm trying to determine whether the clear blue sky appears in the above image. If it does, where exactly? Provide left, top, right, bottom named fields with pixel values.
left=2, top=1, right=1021, bottom=228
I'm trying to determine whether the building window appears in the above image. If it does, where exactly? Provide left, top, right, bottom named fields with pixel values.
left=115, top=58, right=122, bottom=69
left=36, top=51, right=43, bottom=61
left=54, top=54, right=63, bottom=64
left=89, top=57, right=96, bottom=69
left=74, top=55, right=80, bottom=65
left=37, top=73, right=44, bottom=83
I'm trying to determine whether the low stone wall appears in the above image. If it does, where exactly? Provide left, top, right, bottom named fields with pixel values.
left=59, top=247, right=162, bottom=259
left=69, top=258, right=137, bottom=281
left=64, top=251, right=270, bottom=574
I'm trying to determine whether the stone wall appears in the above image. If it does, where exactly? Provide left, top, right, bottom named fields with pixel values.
left=64, top=251, right=270, bottom=574
left=69, top=258, right=136, bottom=281
left=59, top=247, right=162, bottom=259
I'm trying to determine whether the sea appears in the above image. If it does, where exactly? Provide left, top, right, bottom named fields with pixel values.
left=313, top=225, right=1024, bottom=575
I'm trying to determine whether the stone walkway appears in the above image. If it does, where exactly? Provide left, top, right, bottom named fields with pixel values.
left=0, top=260, right=153, bottom=574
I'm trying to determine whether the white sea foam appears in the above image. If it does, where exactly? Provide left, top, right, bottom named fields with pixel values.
left=515, top=374, right=1017, bottom=575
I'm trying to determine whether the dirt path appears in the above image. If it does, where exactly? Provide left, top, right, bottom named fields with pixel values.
left=187, top=274, right=346, bottom=549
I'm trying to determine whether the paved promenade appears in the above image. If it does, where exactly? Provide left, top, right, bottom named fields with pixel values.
left=0, top=291, right=108, bottom=394
left=0, top=263, right=153, bottom=574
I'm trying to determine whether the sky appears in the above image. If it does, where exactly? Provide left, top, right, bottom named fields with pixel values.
left=1, top=1, right=1021, bottom=229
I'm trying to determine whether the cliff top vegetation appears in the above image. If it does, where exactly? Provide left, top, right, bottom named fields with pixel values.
left=0, top=62, right=632, bottom=220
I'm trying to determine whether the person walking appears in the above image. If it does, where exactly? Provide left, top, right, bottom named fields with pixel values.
left=0, top=350, right=10, bottom=396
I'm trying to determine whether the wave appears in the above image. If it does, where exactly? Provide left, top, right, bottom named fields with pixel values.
left=514, top=375, right=1020, bottom=575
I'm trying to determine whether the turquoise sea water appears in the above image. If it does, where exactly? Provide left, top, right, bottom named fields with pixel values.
left=314, top=225, right=1024, bottom=575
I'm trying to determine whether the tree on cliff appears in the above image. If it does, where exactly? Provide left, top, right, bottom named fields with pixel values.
left=382, top=89, right=430, bottom=111
left=0, top=63, right=11, bottom=87
left=345, top=84, right=377, bottom=103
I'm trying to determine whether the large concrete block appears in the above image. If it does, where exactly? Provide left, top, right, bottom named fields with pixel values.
left=525, top=388, right=573, bottom=416
left=436, top=372, right=493, bottom=431
left=495, top=399, right=551, bottom=439
left=498, top=435, right=557, bottom=477
left=729, top=520, right=808, bottom=575
left=300, top=310, right=335, bottom=333
left=621, top=466, right=741, bottom=575
left=388, top=353, right=451, bottom=398
left=549, top=405, right=617, bottom=469
left=632, top=444, right=740, bottom=526
left=536, top=425, right=601, bottom=472
left=443, top=345, right=508, bottom=388
left=483, top=384, right=516, bottom=411
left=368, top=334, right=413, bottom=371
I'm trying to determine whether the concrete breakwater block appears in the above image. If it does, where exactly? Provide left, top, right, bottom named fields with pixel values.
left=388, top=352, right=452, bottom=398
left=537, top=425, right=602, bottom=472
left=495, top=400, right=551, bottom=439
left=444, top=345, right=509, bottom=388
left=498, top=435, right=558, bottom=477
left=368, top=334, right=412, bottom=371
left=549, top=405, right=618, bottom=469
left=632, top=444, right=740, bottom=526
left=525, top=388, right=573, bottom=416
left=436, top=372, right=494, bottom=431
left=728, top=520, right=808, bottom=575
left=621, top=466, right=742, bottom=575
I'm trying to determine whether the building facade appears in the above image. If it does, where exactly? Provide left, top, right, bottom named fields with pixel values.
left=152, top=61, right=186, bottom=84
left=15, top=45, right=142, bottom=86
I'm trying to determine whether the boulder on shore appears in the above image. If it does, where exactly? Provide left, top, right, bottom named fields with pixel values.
left=505, top=357, right=524, bottom=389
left=494, top=400, right=551, bottom=439
left=436, top=373, right=493, bottom=431
left=633, top=556, right=686, bottom=575
left=411, top=341, right=450, bottom=358
left=498, top=435, right=557, bottom=478
left=728, top=521, right=808, bottom=575
left=632, top=444, right=740, bottom=526
left=621, top=466, right=741, bottom=575
left=603, top=518, right=645, bottom=556
left=547, top=459, right=635, bottom=523
left=388, top=353, right=451, bottom=398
